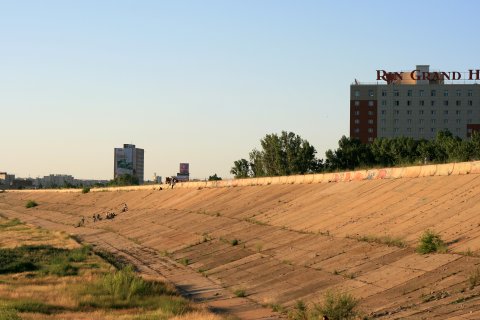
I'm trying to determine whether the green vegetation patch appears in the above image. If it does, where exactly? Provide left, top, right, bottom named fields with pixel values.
left=25, top=200, right=38, bottom=208
left=81, top=187, right=90, bottom=194
left=353, top=234, right=406, bottom=248
left=0, top=219, right=23, bottom=229
left=0, top=244, right=91, bottom=276
left=417, top=230, right=447, bottom=254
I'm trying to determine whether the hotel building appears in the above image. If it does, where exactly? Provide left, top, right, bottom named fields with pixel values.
left=350, top=65, right=480, bottom=143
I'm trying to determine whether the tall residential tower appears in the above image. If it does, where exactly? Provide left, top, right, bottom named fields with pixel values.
left=114, top=144, right=144, bottom=184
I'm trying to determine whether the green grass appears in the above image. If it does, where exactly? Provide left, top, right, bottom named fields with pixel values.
left=0, top=304, right=21, bottom=320
left=25, top=200, right=38, bottom=208
left=417, top=230, right=447, bottom=254
left=231, top=239, right=239, bottom=246
left=93, top=249, right=130, bottom=270
left=0, top=219, right=23, bottom=229
left=469, top=267, right=480, bottom=289
left=179, top=258, right=190, bottom=266
left=312, top=291, right=359, bottom=320
left=0, top=244, right=92, bottom=276
left=234, top=289, right=246, bottom=297
left=81, top=187, right=90, bottom=194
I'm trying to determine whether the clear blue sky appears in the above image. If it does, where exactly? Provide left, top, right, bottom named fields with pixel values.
left=1, top=0, right=479, bottom=180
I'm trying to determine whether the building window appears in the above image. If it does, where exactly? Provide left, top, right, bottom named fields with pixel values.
left=456, top=128, right=461, bottom=133
left=407, top=110, right=412, bottom=115
left=394, top=90, right=399, bottom=97
left=420, top=100, right=425, bottom=106
left=468, top=110, right=473, bottom=115
left=381, top=100, right=387, bottom=106
left=395, top=110, right=400, bottom=115
left=368, top=100, right=374, bottom=106
left=394, top=119, right=399, bottom=124
left=381, top=127, right=386, bottom=132
left=381, top=110, right=386, bottom=115
left=443, top=100, right=449, bottom=106
left=368, top=110, right=374, bottom=115
left=420, top=90, right=425, bottom=97
left=368, top=137, right=373, bottom=142
left=394, top=128, right=399, bottom=133
left=381, top=119, right=386, bottom=125
left=431, top=100, right=436, bottom=106
left=431, top=119, right=436, bottom=124
left=431, top=128, right=436, bottom=133
left=394, top=100, right=400, bottom=106
left=419, top=110, right=424, bottom=115
left=444, top=110, right=448, bottom=115
left=368, top=90, right=374, bottom=97
left=444, top=119, right=448, bottom=124
left=368, top=119, right=374, bottom=124
left=468, top=100, right=473, bottom=106
left=419, top=119, right=424, bottom=124
left=456, top=90, right=461, bottom=97
left=354, top=119, right=360, bottom=124
left=468, top=119, right=473, bottom=124
left=419, top=128, right=424, bottom=133
left=431, top=110, right=436, bottom=115
left=368, top=128, right=373, bottom=133
left=431, top=90, right=436, bottom=97
left=444, top=90, right=449, bottom=97
left=468, top=90, right=473, bottom=97
left=407, top=127, right=412, bottom=132
left=354, top=110, right=360, bottom=115
left=382, top=90, right=387, bottom=97
left=456, top=119, right=461, bottom=124
left=407, top=100, right=411, bottom=106
left=407, top=90, right=413, bottom=97
left=354, top=128, right=360, bottom=133
left=407, top=119, right=412, bottom=124
left=355, top=91, right=360, bottom=97
left=456, top=110, right=461, bottom=115
left=456, top=100, right=461, bottom=106
left=354, top=101, right=360, bottom=106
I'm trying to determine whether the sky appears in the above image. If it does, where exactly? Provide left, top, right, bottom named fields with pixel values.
left=1, top=0, right=480, bottom=180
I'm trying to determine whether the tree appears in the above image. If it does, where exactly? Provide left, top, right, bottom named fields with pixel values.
left=325, top=136, right=372, bottom=171
left=109, top=174, right=140, bottom=186
left=208, top=173, right=222, bottom=181
left=230, top=159, right=250, bottom=178
left=231, top=131, right=322, bottom=178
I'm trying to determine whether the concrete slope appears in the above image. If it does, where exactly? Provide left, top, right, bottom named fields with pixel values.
left=1, top=173, right=480, bottom=319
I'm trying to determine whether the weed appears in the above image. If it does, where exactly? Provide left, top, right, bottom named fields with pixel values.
left=0, top=305, right=21, bottom=320
left=469, top=267, right=480, bottom=289
left=179, top=258, right=190, bottom=266
left=417, top=230, right=447, bottom=254
left=6, top=300, right=66, bottom=314
left=25, top=200, right=38, bottom=208
left=0, top=218, right=23, bottom=229
left=234, top=289, right=246, bottom=297
left=269, top=303, right=285, bottom=313
left=82, top=187, right=90, bottom=194
left=353, top=234, right=406, bottom=248
left=231, top=239, right=239, bottom=246
left=288, top=300, right=308, bottom=320
left=255, top=243, right=263, bottom=252
left=312, top=291, right=359, bottom=320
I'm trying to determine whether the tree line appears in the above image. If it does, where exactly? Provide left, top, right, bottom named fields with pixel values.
left=230, top=130, right=480, bottom=178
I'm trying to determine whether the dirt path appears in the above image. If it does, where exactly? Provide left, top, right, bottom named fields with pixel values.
left=0, top=205, right=279, bottom=320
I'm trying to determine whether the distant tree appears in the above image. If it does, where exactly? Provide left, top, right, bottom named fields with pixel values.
left=230, top=159, right=251, bottom=178
left=208, top=174, right=222, bottom=181
left=325, top=136, right=372, bottom=171
left=109, top=174, right=140, bottom=186
left=232, top=131, right=321, bottom=178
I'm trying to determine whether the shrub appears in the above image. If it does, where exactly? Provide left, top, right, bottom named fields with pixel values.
left=0, top=305, right=21, bottom=320
left=67, top=245, right=91, bottom=262
left=25, top=200, right=38, bottom=208
left=102, top=265, right=148, bottom=301
left=313, top=291, right=358, bottom=320
left=81, top=187, right=90, bottom=194
left=288, top=300, right=308, bottom=320
left=417, top=230, right=447, bottom=254
left=231, top=239, right=239, bottom=246
left=179, top=258, right=190, bottom=266
left=469, top=267, right=480, bottom=289
left=234, top=289, right=246, bottom=297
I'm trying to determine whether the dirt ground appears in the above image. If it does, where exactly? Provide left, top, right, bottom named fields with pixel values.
left=1, top=174, right=480, bottom=319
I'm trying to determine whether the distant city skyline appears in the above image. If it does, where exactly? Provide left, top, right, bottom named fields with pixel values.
left=2, top=1, right=480, bottom=180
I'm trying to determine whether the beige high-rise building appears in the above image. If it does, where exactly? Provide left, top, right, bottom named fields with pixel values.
left=350, top=65, right=480, bottom=143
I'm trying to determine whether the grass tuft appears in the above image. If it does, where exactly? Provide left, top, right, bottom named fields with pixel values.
left=81, top=187, right=90, bottom=194
left=469, top=267, right=480, bottom=289
left=312, top=291, right=359, bottom=320
left=25, top=200, right=38, bottom=208
left=417, top=230, right=447, bottom=254
left=233, top=289, right=246, bottom=297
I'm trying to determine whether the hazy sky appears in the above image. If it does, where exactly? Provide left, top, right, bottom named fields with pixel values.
left=2, top=1, right=480, bottom=180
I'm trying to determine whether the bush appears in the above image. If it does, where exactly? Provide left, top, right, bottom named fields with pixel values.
left=313, top=291, right=358, bottom=320
left=417, top=230, right=447, bottom=254
left=0, top=305, right=21, bottom=320
left=469, top=267, right=480, bottom=289
left=102, top=265, right=149, bottom=301
left=231, top=239, right=239, bottom=246
left=234, top=289, right=246, bottom=297
left=81, top=187, right=90, bottom=194
left=288, top=300, right=308, bottom=320
left=25, top=200, right=38, bottom=208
